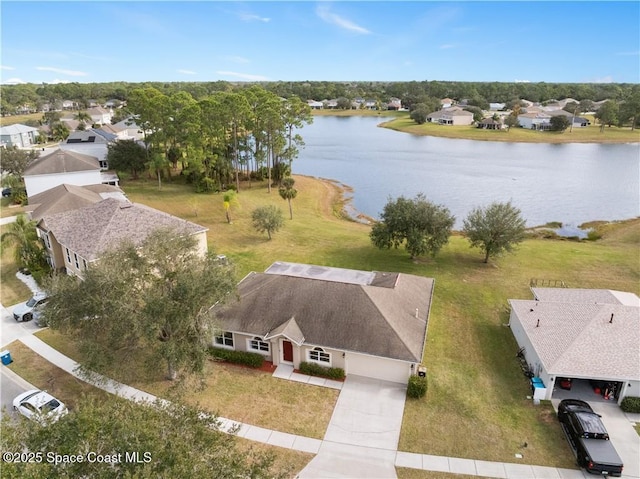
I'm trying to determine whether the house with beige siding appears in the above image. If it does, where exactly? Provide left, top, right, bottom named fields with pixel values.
left=212, top=262, right=434, bottom=384
left=36, top=197, right=208, bottom=278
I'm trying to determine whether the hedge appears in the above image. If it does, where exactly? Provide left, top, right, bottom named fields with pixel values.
left=209, top=347, right=264, bottom=368
left=620, top=396, right=640, bottom=413
left=299, top=361, right=345, bottom=380
left=407, top=375, right=428, bottom=399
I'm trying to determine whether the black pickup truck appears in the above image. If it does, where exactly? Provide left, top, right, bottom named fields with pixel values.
left=558, top=399, right=624, bottom=477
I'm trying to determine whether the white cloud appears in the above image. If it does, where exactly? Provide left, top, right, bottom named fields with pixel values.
left=589, top=76, right=614, bottom=83
left=178, top=69, right=197, bottom=75
left=439, top=44, right=455, bottom=49
left=217, top=71, right=270, bottom=81
left=1, top=65, right=16, bottom=71
left=36, top=66, right=88, bottom=77
left=50, top=79, right=71, bottom=84
left=2, top=77, right=26, bottom=84
left=316, top=4, right=371, bottom=34
left=239, top=12, right=270, bottom=23
left=514, top=79, right=531, bottom=83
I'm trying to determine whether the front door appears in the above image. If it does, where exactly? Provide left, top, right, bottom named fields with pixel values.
left=282, top=340, right=293, bottom=363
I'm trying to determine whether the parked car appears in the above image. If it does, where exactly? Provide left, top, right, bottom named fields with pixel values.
left=558, top=399, right=623, bottom=476
left=13, top=389, right=68, bottom=423
left=13, top=292, right=48, bottom=322
left=1, top=187, right=11, bottom=198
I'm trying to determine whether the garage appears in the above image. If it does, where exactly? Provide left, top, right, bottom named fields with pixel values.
left=552, top=378, right=625, bottom=403
left=345, top=351, right=411, bottom=384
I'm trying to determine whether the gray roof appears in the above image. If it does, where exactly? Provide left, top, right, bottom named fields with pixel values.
left=0, top=124, right=39, bottom=135
left=215, top=263, right=434, bottom=362
left=24, top=149, right=100, bottom=176
left=38, top=198, right=207, bottom=261
left=65, top=128, right=116, bottom=144
left=509, top=288, right=640, bottom=380
left=28, top=184, right=127, bottom=220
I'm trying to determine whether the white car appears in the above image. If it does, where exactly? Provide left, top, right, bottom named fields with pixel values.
left=13, top=292, right=48, bottom=322
left=13, top=389, right=68, bottom=423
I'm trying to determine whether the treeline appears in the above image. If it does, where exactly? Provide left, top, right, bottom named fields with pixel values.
left=2, top=80, right=637, bottom=116
left=109, top=85, right=312, bottom=193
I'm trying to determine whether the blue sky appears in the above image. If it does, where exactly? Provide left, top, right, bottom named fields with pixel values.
left=1, top=1, right=639, bottom=85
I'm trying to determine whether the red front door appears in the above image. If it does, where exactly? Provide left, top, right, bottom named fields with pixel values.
left=282, top=340, right=293, bottom=362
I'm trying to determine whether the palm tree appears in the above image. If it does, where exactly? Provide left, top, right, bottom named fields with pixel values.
left=0, top=214, right=46, bottom=269
left=278, top=177, right=298, bottom=220
left=74, top=111, right=92, bottom=129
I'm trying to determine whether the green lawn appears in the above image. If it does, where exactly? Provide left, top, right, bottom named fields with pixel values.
left=382, top=115, right=640, bottom=143
left=0, top=225, right=32, bottom=306
left=11, top=174, right=639, bottom=468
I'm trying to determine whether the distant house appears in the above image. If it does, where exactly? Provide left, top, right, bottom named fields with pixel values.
left=23, top=149, right=118, bottom=198
left=0, top=124, right=40, bottom=148
left=427, top=107, right=474, bottom=126
left=387, top=98, right=402, bottom=111
left=87, top=107, right=113, bottom=126
left=110, top=118, right=144, bottom=141
left=489, top=102, right=506, bottom=111
left=517, top=112, right=552, bottom=130
left=212, top=262, right=434, bottom=384
left=509, top=288, right=640, bottom=405
left=323, top=99, right=338, bottom=109
left=440, top=98, right=454, bottom=109
left=104, top=99, right=122, bottom=108
left=60, top=128, right=118, bottom=170
left=307, top=100, right=323, bottom=110
left=36, top=197, right=208, bottom=278
left=61, top=100, right=76, bottom=110
left=477, top=117, right=504, bottom=130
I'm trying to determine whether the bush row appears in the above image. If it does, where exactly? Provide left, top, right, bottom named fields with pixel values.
left=620, top=396, right=640, bottom=413
left=407, top=375, right=428, bottom=399
left=299, top=361, right=345, bottom=380
left=209, top=347, right=264, bottom=368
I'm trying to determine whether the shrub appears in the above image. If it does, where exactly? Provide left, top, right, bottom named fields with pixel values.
left=299, top=361, right=345, bottom=380
left=620, top=396, right=640, bottom=413
left=407, top=375, right=428, bottom=399
left=586, top=230, right=602, bottom=241
left=209, top=347, right=264, bottom=368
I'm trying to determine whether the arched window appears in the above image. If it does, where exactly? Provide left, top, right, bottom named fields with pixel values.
left=248, top=336, right=269, bottom=353
left=308, top=347, right=330, bottom=364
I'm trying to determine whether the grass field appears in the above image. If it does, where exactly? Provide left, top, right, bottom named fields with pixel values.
left=381, top=115, right=640, bottom=143
left=7, top=173, right=639, bottom=468
left=0, top=112, right=44, bottom=127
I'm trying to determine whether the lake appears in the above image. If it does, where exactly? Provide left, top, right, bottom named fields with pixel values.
left=295, top=116, right=640, bottom=229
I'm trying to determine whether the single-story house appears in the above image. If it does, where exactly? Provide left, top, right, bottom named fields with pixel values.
left=37, top=197, right=208, bottom=278
left=0, top=124, right=40, bottom=148
left=307, top=100, right=323, bottom=110
left=477, top=118, right=505, bottom=130
left=27, top=183, right=127, bottom=221
left=440, top=98, right=454, bottom=108
left=212, top=262, right=435, bottom=384
left=427, top=107, right=474, bottom=126
left=547, top=110, right=590, bottom=127
left=61, top=100, right=76, bottom=110
left=23, top=149, right=108, bottom=198
left=60, top=128, right=118, bottom=169
left=387, top=98, right=402, bottom=111
left=508, top=288, right=640, bottom=405
left=517, top=112, right=552, bottom=130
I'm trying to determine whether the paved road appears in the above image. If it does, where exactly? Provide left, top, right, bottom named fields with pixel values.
left=1, top=366, right=36, bottom=418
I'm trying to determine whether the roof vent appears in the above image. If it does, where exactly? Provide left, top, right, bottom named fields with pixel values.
left=609, top=313, right=614, bottom=324
left=119, top=203, right=134, bottom=209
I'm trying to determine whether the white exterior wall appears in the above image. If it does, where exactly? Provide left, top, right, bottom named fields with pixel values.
left=24, top=170, right=102, bottom=197
left=301, top=344, right=345, bottom=370
left=345, top=351, right=411, bottom=384
left=60, top=143, right=109, bottom=168
left=192, top=231, right=208, bottom=256
left=621, top=380, right=640, bottom=401
left=518, top=116, right=534, bottom=129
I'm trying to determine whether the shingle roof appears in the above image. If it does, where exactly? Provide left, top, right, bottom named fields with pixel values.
left=38, top=198, right=207, bottom=261
left=0, top=124, right=40, bottom=135
left=214, top=263, right=434, bottom=362
left=28, top=184, right=126, bottom=220
left=509, top=288, right=640, bottom=380
left=24, top=149, right=100, bottom=176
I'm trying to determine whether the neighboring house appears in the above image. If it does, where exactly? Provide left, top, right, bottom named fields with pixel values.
left=60, top=128, right=118, bottom=169
left=87, top=99, right=99, bottom=108
left=27, top=183, right=128, bottom=221
left=307, top=100, right=323, bottom=110
left=36, top=197, right=208, bottom=278
left=212, top=262, right=435, bottom=384
left=489, top=102, right=506, bottom=111
left=104, top=99, right=122, bottom=108
left=547, top=110, right=590, bottom=128
left=517, top=112, right=552, bottom=130
left=387, top=98, right=402, bottom=110
left=0, top=124, right=40, bottom=148
left=87, top=107, right=113, bottom=125
left=23, top=149, right=117, bottom=198
left=323, top=99, right=338, bottom=109
left=61, top=100, right=76, bottom=110
left=477, top=118, right=504, bottom=130
left=427, top=107, right=474, bottom=125
left=508, top=288, right=640, bottom=405
left=110, top=118, right=144, bottom=140
left=440, top=98, right=454, bottom=109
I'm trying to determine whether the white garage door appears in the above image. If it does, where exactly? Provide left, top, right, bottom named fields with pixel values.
left=346, top=352, right=410, bottom=384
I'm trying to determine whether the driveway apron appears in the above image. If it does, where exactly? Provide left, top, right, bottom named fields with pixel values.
left=298, top=375, right=407, bottom=478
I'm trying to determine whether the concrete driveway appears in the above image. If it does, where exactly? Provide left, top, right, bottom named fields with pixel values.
left=590, top=402, right=640, bottom=479
left=298, top=375, right=407, bottom=479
